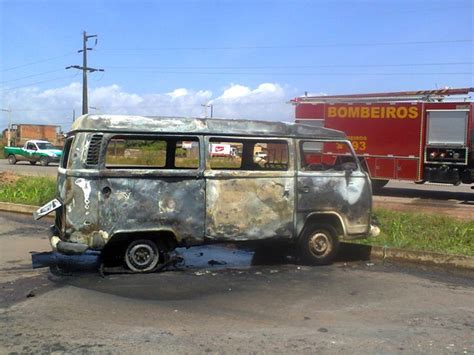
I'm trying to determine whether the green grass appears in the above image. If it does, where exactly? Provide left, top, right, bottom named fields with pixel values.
left=356, top=208, right=474, bottom=256
left=0, top=175, right=56, bottom=206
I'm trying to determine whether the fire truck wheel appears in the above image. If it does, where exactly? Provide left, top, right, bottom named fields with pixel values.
left=124, top=239, right=160, bottom=273
left=7, top=155, right=17, bottom=165
left=298, top=224, right=339, bottom=265
left=39, top=157, right=49, bottom=166
left=29, top=161, right=37, bottom=165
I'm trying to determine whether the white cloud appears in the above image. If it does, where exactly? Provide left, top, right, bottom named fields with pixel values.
left=1, top=82, right=295, bottom=131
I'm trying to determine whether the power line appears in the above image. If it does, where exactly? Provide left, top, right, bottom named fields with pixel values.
left=100, top=39, right=473, bottom=51
left=1, top=53, right=75, bottom=72
left=0, top=69, right=65, bottom=85
left=106, top=61, right=473, bottom=70
left=106, top=70, right=471, bottom=76
left=1, top=75, right=77, bottom=91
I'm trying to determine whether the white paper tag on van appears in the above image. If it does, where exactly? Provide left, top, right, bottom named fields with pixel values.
left=33, top=199, right=62, bottom=220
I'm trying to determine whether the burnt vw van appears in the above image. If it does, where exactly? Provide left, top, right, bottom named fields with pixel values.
left=35, top=115, right=378, bottom=272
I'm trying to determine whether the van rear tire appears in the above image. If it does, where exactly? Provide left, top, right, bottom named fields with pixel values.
left=124, top=239, right=160, bottom=273
left=298, top=224, right=339, bottom=265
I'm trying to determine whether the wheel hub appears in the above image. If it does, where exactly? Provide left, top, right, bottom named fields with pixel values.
left=308, top=232, right=330, bottom=255
left=129, top=244, right=153, bottom=268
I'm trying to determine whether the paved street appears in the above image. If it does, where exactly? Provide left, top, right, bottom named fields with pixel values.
left=0, top=211, right=473, bottom=353
left=0, top=159, right=59, bottom=177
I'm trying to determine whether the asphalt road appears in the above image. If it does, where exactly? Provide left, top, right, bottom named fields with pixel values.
left=0, top=211, right=473, bottom=353
left=0, top=158, right=59, bottom=177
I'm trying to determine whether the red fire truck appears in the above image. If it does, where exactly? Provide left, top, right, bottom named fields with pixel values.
left=292, top=88, right=474, bottom=190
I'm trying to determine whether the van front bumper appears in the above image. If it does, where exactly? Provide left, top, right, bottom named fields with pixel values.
left=48, top=225, right=88, bottom=255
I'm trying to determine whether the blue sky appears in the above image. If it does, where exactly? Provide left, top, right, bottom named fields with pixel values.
left=0, top=0, right=472, bottom=128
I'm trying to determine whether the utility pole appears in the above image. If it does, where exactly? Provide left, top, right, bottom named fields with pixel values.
left=1, top=108, right=12, bottom=146
left=66, top=31, right=104, bottom=115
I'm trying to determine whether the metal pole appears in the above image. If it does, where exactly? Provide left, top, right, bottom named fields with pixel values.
left=210, top=104, right=213, bottom=118
left=1, top=108, right=11, bottom=146
left=82, top=31, right=88, bottom=115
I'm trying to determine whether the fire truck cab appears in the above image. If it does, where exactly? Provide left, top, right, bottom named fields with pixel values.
left=293, top=88, right=474, bottom=190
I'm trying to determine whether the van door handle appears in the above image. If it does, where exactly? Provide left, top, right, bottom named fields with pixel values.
left=299, top=186, right=310, bottom=193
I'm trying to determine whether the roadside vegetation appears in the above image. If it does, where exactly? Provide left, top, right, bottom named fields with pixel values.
left=0, top=172, right=56, bottom=206
left=0, top=144, right=4, bottom=159
left=0, top=172, right=472, bottom=256
left=357, top=208, right=474, bottom=256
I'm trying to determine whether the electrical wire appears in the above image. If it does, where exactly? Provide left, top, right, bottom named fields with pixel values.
left=1, top=75, right=78, bottom=91
left=106, top=61, right=473, bottom=70
left=1, top=53, right=76, bottom=72
left=100, top=39, right=473, bottom=51
left=0, top=69, right=66, bottom=85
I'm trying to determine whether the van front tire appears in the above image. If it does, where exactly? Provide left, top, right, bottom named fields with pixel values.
left=124, top=239, right=160, bottom=273
left=298, top=224, right=339, bottom=265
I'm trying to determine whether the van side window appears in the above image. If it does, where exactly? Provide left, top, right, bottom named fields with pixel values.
left=300, top=141, right=357, bottom=171
left=60, top=137, right=74, bottom=169
left=209, top=138, right=288, bottom=171
left=105, top=136, right=199, bottom=169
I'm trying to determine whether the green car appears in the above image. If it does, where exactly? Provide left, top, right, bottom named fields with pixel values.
left=4, top=140, right=62, bottom=166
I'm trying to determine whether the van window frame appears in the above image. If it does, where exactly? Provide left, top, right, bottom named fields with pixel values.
left=99, top=134, right=203, bottom=175
left=204, top=136, right=294, bottom=175
left=60, top=136, right=75, bottom=169
left=297, top=139, right=360, bottom=174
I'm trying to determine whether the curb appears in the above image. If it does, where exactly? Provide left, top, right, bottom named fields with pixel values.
left=0, top=201, right=53, bottom=219
left=340, top=243, right=474, bottom=271
left=1, top=202, right=472, bottom=270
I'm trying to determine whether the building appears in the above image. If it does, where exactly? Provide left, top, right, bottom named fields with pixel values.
left=2, top=124, right=64, bottom=147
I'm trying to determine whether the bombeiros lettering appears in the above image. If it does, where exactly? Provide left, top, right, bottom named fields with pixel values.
left=327, top=105, right=418, bottom=119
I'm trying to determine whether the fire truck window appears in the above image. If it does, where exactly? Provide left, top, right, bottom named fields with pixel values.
left=209, top=139, right=289, bottom=171
left=300, top=141, right=357, bottom=172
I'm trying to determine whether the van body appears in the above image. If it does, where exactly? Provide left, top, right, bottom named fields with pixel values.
left=36, top=115, right=377, bottom=271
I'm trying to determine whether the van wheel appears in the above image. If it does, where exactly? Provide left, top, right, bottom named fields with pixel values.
left=124, top=239, right=160, bottom=273
left=8, top=155, right=17, bottom=165
left=39, top=157, right=49, bottom=166
left=298, top=224, right=339, bottom=265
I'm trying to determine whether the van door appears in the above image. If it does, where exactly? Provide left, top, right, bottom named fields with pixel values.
left=204, top=137, right=295, bottom=241
left=99, top=135, right=206, bottom=245
left=296, top=140, right=371, bottom=236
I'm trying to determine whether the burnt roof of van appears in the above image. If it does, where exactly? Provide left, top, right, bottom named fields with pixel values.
left=70, top=114, right=346, bottom=139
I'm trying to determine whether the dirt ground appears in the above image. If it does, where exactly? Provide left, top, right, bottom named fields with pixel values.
left=0, top=211, right=473, bottom=354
